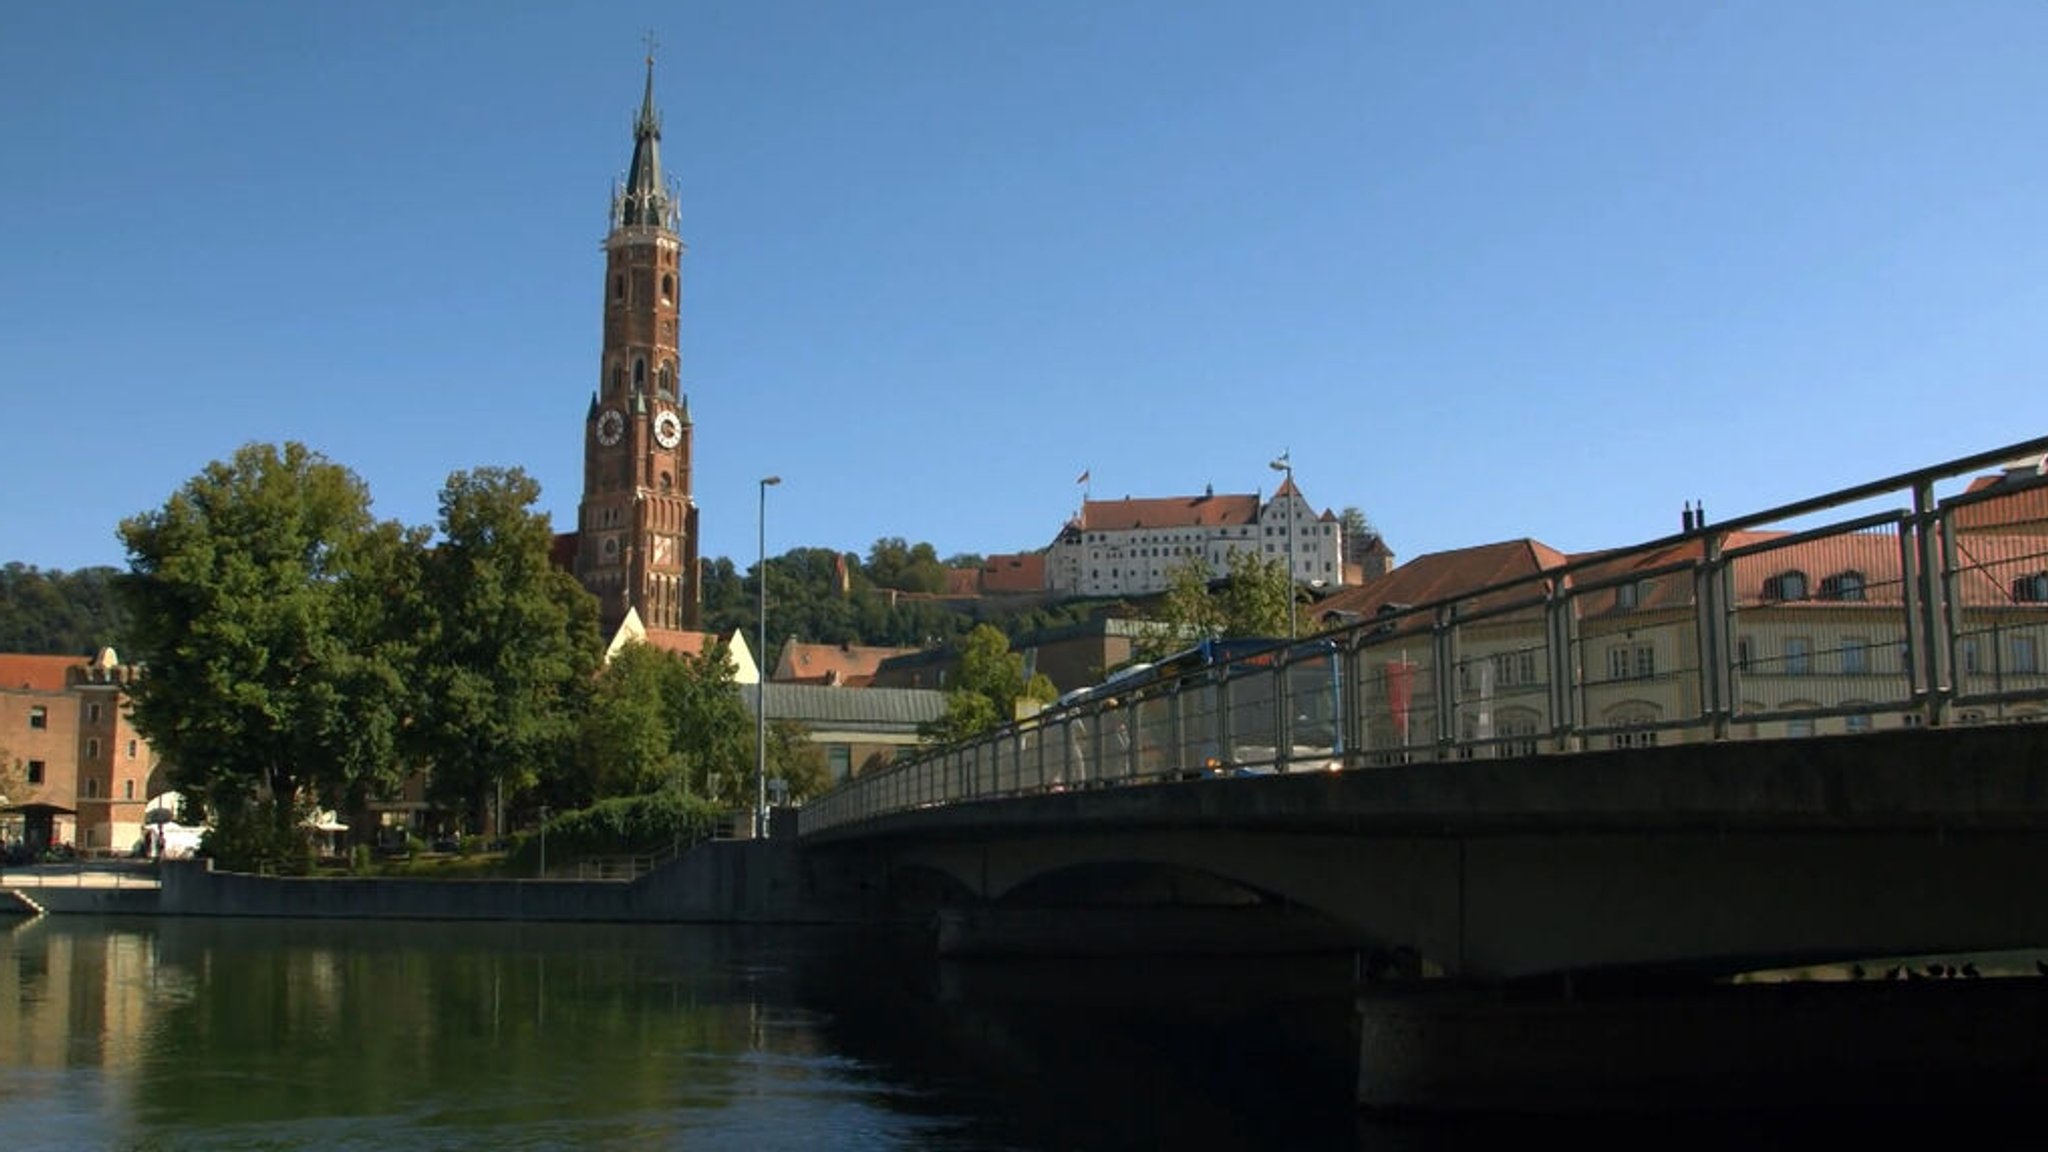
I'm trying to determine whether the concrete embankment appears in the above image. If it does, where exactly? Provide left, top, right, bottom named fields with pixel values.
left=150, top=836, right=839, bottom=923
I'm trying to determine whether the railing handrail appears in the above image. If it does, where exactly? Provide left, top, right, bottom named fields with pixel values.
left=799, top=437, right=2048, bottom=837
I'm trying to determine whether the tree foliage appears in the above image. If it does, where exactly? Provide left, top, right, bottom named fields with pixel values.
left=408, top=467, right=600, bottom=830
left=116, top=443, right=416, bottom=852
left=1144, top=548, right=1294, bottom=657
left=0, top=563, right=131, bottom=655
left=767, top=717, right=831, bottom=803
left=864, top=536, right=948, bottom=595
left=920, top=623, right=1057, bottom=743
left=575, top=639, right=750, bottom=807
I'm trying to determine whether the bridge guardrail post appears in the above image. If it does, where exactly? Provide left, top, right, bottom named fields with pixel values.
left=1912, top=480, right=1952, bottom=726
left=1434, top=604, right=1457, bottom=758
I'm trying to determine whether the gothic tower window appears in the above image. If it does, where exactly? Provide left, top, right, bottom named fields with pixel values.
left=634, top=357, right=646, bottom=389
left=658, top=361, right=674, bottom=397
left=662, top=273, right=675, bottom=302
left=611, top=364, right=623, bottom=395
left=612, top=274, right=624, bottom=301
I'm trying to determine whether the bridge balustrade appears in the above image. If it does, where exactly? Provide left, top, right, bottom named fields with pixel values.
left=798, top=435, right=2048, bottom=837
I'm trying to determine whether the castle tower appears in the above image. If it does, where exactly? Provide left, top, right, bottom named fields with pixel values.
left=574, top=54, right=700, bottom=633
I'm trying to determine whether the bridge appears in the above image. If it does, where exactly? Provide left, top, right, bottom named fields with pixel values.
left=795, top=435, right=2048, bottom=984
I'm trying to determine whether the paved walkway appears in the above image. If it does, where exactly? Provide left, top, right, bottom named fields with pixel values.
left=0, top=862, right=162, bottom=890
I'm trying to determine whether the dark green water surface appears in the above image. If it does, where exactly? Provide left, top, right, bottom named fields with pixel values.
left=0, top=917, right=1366, bottom=1151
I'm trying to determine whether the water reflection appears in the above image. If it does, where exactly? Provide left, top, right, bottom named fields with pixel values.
left=0, top=917, right=1366, bottom=1151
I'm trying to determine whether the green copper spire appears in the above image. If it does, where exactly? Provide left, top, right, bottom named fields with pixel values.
left=615, top=50, right=677, bottom=231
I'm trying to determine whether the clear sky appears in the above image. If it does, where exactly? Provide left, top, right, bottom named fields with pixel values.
left=5, top=2, right=2046, bottom=575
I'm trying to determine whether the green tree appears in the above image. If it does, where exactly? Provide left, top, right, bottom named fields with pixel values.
left=1146, top=548, right=1294, bottom=652
left=409, top=467, right=601, bottom=833
left=766, top=718, right=831, bottom=803
left=920, top=623, right=1056, bottom=742
left=1218, top=548, right=1295, bottom=638
left=659, top=640, right=751, bottom=805
left=116, top=442, right=415, bottom=862
left=1339, top=506, right=1375, bottom=538
left=0, top=563, right=131, bottom=655
left=864, top=537, right=947, bottom=594
left=579, top=642, right=676, bottom=799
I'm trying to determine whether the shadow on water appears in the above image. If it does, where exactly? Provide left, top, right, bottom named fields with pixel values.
left=791, top=927, right=1364, bottom=1151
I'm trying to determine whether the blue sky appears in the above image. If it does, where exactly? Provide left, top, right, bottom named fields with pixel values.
left=5, top=2, right=2046, bottom=574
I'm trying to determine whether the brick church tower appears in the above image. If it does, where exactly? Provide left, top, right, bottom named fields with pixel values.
left=574, top=56, right=701, bottom=633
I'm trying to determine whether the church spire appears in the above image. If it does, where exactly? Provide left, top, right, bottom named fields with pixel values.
left=615, top=46, right=676, bottom=231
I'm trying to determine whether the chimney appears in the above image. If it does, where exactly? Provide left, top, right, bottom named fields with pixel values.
left=1682, top=502, right=1695, bottom=533
left=1696, top=500, right=1707, bottom=528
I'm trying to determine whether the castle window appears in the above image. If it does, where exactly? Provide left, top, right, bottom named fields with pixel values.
left=87, top=738, right=100, bottom=759
left=88, top=702, right=102, bottom=723
left=127, top=739, right=137, bottom=759
left=1763, top=570, right=1808, bottom=601
left=29, top=706, right=46, bottom=729
left=87, top=777, right=99, bottom=799
left=26, top=760, right=43, bottom=784
left=1819, top=571, right=1866, bottom=601
left=125, top=779, right=135, bottom=800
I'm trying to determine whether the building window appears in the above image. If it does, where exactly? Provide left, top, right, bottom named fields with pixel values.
left=2016, top=636, right=2040, bottom=675
left=1961, top=640, right=1981, bottom=674
left=1785, top=637, right=1812, bottom=675
left=1764, top=570, right=1809, bottom=601
left=29, top=706, right=47, bottom=729
left=1845, top=713, right=1872, bottom=733
left=612, top=274, right=624, bottom=301
left=661, top=272, right=674, bottom=302
left=1787, top=717, right=1816, bottom=738
left=1819, top=571, right=1866, bottom=601
left=125, top=779, right=135, bottom=799
left=634, top=357, right=646, bottom=389
left=2014, top=573, right=2048, bottom=603
left=828, top=745, right=852, bottom=782
left=127, top=739, right=138, bottom=759
left=88, top=702, right=102, bottom=723
left=1841, top=637, right=1870, bottom=675
left=26, top=760, right=43, bottom=784
left=658, top=361, right=674, bottom=397
left=86, top=777, right=99, bottom=799
left=87, top=738, right=100, bottom=759
left=1609, top=643, right=1654, bottom=681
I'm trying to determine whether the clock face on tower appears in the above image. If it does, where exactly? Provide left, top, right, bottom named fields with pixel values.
left=653, top=410, right=683, bottom=449
left=596, top=409, right=625, bottom=446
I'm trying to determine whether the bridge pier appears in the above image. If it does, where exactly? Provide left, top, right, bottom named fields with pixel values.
left=1355, top=975, right=2048, bottom=1113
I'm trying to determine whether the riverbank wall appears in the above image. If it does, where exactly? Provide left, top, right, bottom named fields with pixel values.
left=133, top=832, right=842, bottom=924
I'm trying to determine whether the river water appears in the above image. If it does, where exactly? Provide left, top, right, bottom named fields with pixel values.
left=0, top=916, right=2028, bottom=1150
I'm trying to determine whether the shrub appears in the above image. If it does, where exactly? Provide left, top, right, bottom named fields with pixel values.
left=505, top=790, right=722, bottom=873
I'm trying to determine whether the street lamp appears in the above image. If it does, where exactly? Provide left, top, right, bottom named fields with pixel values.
left=756, top=475, right=781, bottom=839
left=1269, top=452, right=1296, bottom=639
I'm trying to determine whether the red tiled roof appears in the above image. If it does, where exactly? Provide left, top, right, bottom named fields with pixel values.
left=1952, top=476, right=2048, bottom=533
left=640, top=629, right=718, bottom=657
left=979, top=552, right=1046, bottom=594
left=1083, top=493, right=1260, bottom=531
left=1311, top=538, right=1570, bottom=626
left=775, top=642, right=920, bottom=686
left=0, top=654, right=85, bottom=693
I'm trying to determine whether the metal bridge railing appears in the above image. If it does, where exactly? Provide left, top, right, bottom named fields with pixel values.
left=799, top=435, right=2048, bottom=836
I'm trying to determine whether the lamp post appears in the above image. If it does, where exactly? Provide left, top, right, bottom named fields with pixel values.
left=756, top=475, right=781, bottom=839
left=1269, top=453, right=1296, bottom=639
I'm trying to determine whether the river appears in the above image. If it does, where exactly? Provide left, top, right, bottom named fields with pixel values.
left=0, top=916, right=2030, bottom=1150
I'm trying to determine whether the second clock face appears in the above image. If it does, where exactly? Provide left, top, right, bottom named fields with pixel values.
left=653, top=410, right=683, bottom=449
left=596, top=409, right=625, bottom=446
